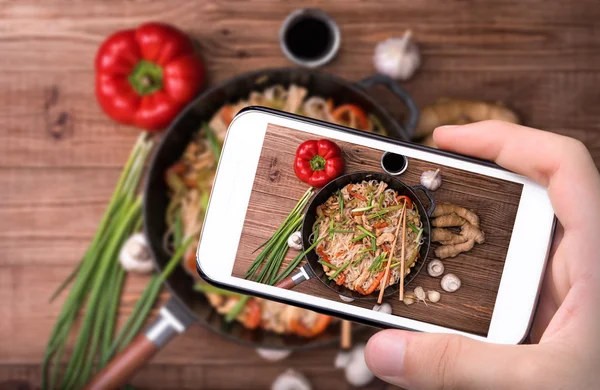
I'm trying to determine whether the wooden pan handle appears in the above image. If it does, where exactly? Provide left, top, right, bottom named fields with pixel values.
left=85, top=334, right=158, bottom=390
left=275, top=275, right=297, bottom=289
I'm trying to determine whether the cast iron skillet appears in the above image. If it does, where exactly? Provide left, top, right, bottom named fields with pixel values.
left=275, top=172, right=435, bottom=299
left=86, top=68, right=418, bottom=389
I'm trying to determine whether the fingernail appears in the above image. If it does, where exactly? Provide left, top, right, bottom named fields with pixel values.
left=365, top=330, right=407, bottom=377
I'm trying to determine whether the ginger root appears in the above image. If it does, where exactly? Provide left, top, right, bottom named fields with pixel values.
left=430, top=203, right=485, bottom=259
left=416, top=98, right=520, bottom=145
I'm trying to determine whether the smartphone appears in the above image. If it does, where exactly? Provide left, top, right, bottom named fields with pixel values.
left=197, top=107, right=556, bottom=344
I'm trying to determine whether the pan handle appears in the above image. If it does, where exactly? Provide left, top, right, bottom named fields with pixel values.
left=411, top=184, right=436, bottom=217
left=85, top=300, right=191, bottom=390
left=356, top=74, right=419, bottom=139
left=274, top=267, right=310, bottom=289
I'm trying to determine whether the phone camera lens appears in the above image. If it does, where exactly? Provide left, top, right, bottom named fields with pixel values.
left=381, top=152, right=408, bottom=175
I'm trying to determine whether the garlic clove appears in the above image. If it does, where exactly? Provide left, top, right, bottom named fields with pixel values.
left=403, top=296, right=416, bottom=306
left=427, top=259, right=445, bottom=277
left=414, top=286, right=426, bottom=302
left=271, top=369, right=312, bottom=390
left=420, top=169, right=442, bottom=191
left=256, top=348, right=292, bottom=362
left=287, top=231, right=303, bottom=251
left=373, top=30, right=421, bottom=81
left=345, top=345, right=375, bottom=387
left=427, top=290, right=441, bottom=303
left=372, top=303, right=392, bottom=314
left=339, top=294, right=355, bottom=303
left=441, top=273, right=461, bottom=292
left=119, top=233, right=154, bottom=274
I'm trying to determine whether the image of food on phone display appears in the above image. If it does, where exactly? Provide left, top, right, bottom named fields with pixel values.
left=197, top=109, right=555, bottom=344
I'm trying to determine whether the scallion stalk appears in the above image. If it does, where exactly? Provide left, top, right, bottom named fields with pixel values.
left=357, top=225, right=376, bottom=238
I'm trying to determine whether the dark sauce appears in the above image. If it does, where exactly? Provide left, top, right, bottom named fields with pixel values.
left=382, top=153, right=408, bottom=174
left=284, top=17, right=333, bottom=61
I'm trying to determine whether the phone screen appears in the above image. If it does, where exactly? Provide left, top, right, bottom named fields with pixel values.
left=230, top=123, right=523, bottom=337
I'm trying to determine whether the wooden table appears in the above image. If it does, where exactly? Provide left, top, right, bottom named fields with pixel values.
left=1, top=1, right=598, bottom=388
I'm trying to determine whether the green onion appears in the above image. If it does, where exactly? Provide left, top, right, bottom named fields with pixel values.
left=204, top=123, right=221, bottom=163
left=328, top=259, right=352, bottom=280
left=200, top=191, right=210, bottom=213
left=352, top=253, right=367, bottom=266
left=357, top=226, right=376, bottom=238
left=358, top=247, right=373, bottom=254
left=369, top=252, right=387, bottom=271
left=408, top=223, right=419, bottom=234
left=173, top=212, right=183, bottom=249
left=329, top=219, right=334, bottom=239
left=368, top=193, right=373, bottom=207
left=351, top=233, right=368, bottom=243
left=367, top=205, right=404, bottom=219
left=195, top=283, right=241, bottom=297
left=378, top=193, right=384, bottom=208
left=318, top=259, right=339, bottom=270
left=371, top=236, right=377, bottom=252
left=338, top=190, right=344, bottom=217
left=352, top=205, right=375, bottom=213
left=273, top=237, right=324, bottom=284
left=330, top=229, right=355, bottom=234
left=42, top=134, right=154, bottom=390
left=225, top=296, right=250, bottom=322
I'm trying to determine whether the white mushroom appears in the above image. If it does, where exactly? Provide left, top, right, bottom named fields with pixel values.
left=427, top=290, right=441, bottom=303
left=271, top=369, right=312, bottom=390
left=339, top=294, right=355, bottom=303
left=441, top=273, right=462, bottom=292
left=334, top=344, right=374, bottom=387
left=420, top=169, right=442, bottom=191
left=372, top=303, right=392, bottom=314
left=287, top=232, right=303, bottom=251
left=427, top=259, right=445, bottom=277
left=119, top=233, right=154, bottom=274
left=256, top=348, right=292, bottom=362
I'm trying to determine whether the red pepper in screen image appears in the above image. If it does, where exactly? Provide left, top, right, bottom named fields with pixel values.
left=294, top=139, right=345, bottom=187
left=95, top=22, right=205, bottom=131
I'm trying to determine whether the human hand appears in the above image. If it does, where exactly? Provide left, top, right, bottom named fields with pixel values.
left=365, top=121, right=600, bottom=390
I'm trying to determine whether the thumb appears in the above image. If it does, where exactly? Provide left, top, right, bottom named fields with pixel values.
left=365, top=330, right=535, bottom=390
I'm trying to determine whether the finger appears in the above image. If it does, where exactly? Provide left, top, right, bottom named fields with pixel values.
left=365, top=330, right=542, bottom=390
left=433, top=121, right=600, bottom=232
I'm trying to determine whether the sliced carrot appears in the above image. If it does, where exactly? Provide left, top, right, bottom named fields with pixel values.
left=374, top=221, right=388, bottom=229
left=316, top=247, right=330, bottom=262
left=289, top=318, right=312, bottom=338
left=351, top=211, right=365, bottom=216
left=167, top=162, right=187, bottom=175
left=348, top=184, right=367, bottom=201
left=331, top=104, right=369, bottom=129
left=396, top=195, right=412, bottom=208
left=357, top=271, right=386, bottom=295
left=239, top=299, right=261, bottom=330
left=183, top=176, right=197, bottom=188
left=335, top=273, right=346, bottom=286
left=221, top=105, right=234, bottom=125
left=183, top=250, right=197, bottom=276
left=309, top=315, right=332, bottom=336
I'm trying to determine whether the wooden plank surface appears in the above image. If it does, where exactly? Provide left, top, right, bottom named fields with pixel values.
left=233, top=124, right=522, bottom=336
left=1, top=0, right=599, bottom=388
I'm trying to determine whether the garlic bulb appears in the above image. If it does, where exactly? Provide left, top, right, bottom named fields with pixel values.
left=441, top=273, right=462, bottom=292
left=372, top=303, right=392, bottom=314
left=119, top=233, right=154, bottom=274
left=339, top=294, right=355, bottom=303
left=335, top=344, right=374, bottom=387
left=427, top=290, right=441, bottom=303
left=256, top=348, right=292, bottom=362
left=373, top=30, right=421, bottom=81
left=427, top=259, right=445, bottom=277
left=421, top=169, right=442, bottom=191
left=271, top=369, right=312, bottom=390
left=287, top=231, right=302, bottom=250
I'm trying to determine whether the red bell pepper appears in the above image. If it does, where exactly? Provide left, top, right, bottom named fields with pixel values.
left=294, top=139, right=345, bottom=188
left=95, top=22, right=205, bottom=131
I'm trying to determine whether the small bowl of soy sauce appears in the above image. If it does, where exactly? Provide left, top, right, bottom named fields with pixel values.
left=280, top=8, right=341, bottom=68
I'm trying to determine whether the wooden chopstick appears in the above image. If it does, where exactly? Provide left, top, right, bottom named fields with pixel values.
left=377, top=201, right=407, bottom=304
left=340, top=320, right=352, bottom=350
left=399, top=202, right=408, bottom=301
